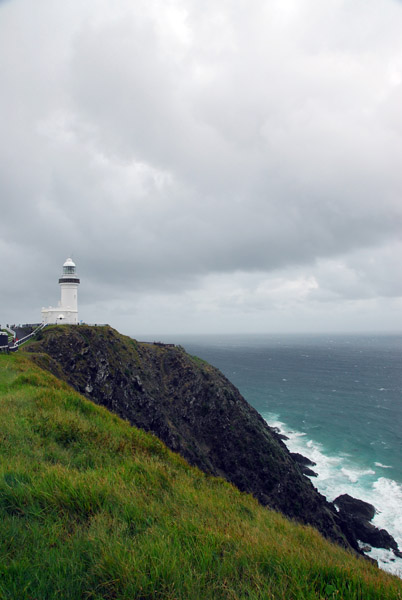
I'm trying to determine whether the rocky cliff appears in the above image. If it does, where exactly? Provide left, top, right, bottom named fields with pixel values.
left=27, top=325, right=360, bottom=551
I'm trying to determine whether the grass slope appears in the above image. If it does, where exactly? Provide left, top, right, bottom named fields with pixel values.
left=0, top=353, right=401, bottom=600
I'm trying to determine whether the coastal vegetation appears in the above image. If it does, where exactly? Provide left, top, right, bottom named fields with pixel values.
left=0, top=352, right=401, bottom=599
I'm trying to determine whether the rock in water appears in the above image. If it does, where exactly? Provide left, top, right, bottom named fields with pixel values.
left=290, top=452, right=317, bottom=468
left=334, top=494, right=376, bottom=521
left=334, top=494, right=402, bottom=558
left=290, top=452, right=318, bottom=476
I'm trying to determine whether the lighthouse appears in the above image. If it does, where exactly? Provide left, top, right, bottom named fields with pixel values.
left=41, top=257, right=80, bottom=325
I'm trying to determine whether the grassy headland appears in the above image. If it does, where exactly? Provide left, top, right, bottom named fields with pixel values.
left=0, top=352, right=401, bottom=599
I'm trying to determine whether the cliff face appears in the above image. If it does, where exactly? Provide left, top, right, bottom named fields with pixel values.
left=27, top=325, right=353, bottom=550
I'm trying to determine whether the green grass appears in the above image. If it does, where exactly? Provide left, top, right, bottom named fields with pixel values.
left=0, top=353, right=401, bottom=599
left=190, top=353, right=210, bottom=368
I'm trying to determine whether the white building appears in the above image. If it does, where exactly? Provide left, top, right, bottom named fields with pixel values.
left=42, top=258, right=80, bottom=325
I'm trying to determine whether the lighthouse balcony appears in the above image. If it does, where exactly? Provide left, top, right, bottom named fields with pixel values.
left=58, top=277, right=80, bottom=284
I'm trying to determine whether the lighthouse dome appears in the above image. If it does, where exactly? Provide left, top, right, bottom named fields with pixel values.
left=63, top=257, right=75, bottom=268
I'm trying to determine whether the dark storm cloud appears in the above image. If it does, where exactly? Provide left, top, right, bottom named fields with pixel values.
left=1, top=0, right=402, bottom=331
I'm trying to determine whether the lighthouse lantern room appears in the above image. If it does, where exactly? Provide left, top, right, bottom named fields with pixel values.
left=42, top=258, right=80, bottom=325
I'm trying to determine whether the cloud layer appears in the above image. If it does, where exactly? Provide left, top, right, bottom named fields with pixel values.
left=1, top=0, right=402, bottom=334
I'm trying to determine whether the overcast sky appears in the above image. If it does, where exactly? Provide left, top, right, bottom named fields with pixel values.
left=1, top=0, right=402, bottom=336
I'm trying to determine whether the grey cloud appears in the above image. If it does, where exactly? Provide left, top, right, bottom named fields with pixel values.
left=1, top=0, right=402, bottom=332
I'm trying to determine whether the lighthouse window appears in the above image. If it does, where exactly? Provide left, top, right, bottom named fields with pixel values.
left=63, top=266, right=75, bottom=274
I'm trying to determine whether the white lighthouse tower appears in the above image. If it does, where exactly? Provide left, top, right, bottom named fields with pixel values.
left=41, top=257, right=80, bottom=325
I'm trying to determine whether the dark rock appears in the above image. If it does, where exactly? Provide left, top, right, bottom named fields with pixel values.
left=290, top=452, right=317, bottom=468
left=302, top=467, right=318, bottom=477
left=26, top=325, right=366, bottom=554
left=334, top=494, right=402, bottom=558
left=270, top=427, right=289, bottom=441
left=334, top=494, right=376, bottom=521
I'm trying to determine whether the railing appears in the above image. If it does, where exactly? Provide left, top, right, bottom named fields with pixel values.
left=8, top=323, right=48, bottom=351
left=58, top=277, right=80, bottom=284
left=2, top=322, right=110, bottom=353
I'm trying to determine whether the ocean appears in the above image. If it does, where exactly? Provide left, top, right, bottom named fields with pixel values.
left=154, top=332, right=402, bottom=577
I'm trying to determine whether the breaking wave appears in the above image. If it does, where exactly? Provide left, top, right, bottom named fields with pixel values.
left=265, top=413, right=402, bottom=578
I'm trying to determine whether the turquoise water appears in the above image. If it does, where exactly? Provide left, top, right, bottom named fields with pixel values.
left=156, top=333, right=402, bottom=575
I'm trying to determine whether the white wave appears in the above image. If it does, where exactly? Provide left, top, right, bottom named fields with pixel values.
left=263, top=412, right=402, bottom=578
left=372, top=478, right=402, bottom=545
left=367, top=547, right=402, bottom=579
left=341, top=467, right=376, bottom=484
left=375, top=462, right=393, bottom=469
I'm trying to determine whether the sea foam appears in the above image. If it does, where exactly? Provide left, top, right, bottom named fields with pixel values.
left=265, top=413, right=402, bottom=578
